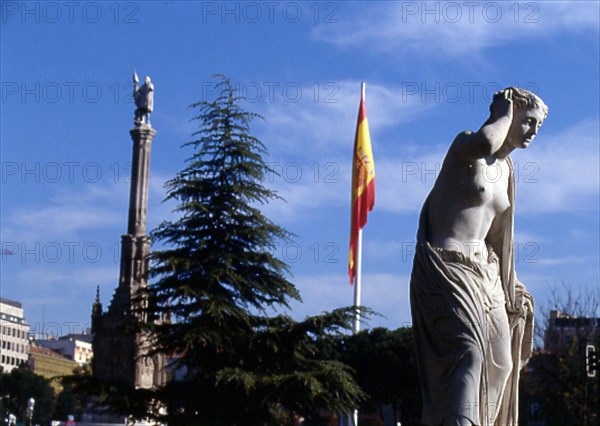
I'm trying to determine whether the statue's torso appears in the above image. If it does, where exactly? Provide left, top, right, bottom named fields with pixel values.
left=427, top=149, right=511, bottom=257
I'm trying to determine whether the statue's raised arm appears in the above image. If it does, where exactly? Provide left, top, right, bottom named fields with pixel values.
left=449, top=87, right=547, bottom=162
left=133, top=68, right=139, bottom=93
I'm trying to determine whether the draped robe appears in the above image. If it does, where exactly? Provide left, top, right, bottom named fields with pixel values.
left=410, top=157, right=534, bottom=425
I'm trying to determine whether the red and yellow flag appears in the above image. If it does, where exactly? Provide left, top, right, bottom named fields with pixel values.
left=348, top=86, right=375, bottom=284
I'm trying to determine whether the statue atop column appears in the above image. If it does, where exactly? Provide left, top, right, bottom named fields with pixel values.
left=410, top=87, right=548, bottom=425
left=133, top=69, right=154, bottom=127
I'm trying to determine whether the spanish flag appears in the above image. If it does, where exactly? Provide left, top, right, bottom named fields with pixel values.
left=348, top=84, right=375, bottom=284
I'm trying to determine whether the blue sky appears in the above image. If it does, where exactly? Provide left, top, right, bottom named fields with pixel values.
left=1, top=1, right=599, bottom=339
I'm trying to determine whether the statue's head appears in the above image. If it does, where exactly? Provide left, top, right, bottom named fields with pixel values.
left=500, top=87, right=548, bottom=150
left=144, top=76, right=151, bottom=85
left=510, top=87, right=548, bottom=121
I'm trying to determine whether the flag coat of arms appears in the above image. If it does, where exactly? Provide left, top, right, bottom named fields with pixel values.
left=348, top=88, right=375, bottom=284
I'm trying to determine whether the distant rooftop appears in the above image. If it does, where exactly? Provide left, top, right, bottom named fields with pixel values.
left=59, top=333, right=93, bottom=343
left=0, top=297, right=22, bottom=309
left=30, top=345, right=71, bottom=361
left=549, top=309, right=600, bottom=329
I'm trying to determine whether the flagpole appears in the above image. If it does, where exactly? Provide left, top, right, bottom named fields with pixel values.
left=353, top=228, right=363, bottom=334
left=351, top=230, right=362, bottom=426
left=353, top=81, right=366, bottom=335
left=351, top=81, right=367, bottom=426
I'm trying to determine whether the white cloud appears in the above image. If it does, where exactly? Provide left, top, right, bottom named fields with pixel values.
left=7, top=205, right=120, bottom=240
left=1, top=171, right=176, bottom=246
left=17, top=265, right=116, bottom=288
left=2, top=181, right=128, bottom=243
left=312, top=2, right=599, bottom=57
left=376, top=149, right=444, bottom=213
left=256, top=80, right=433, bottom=156
left=363, top=239, right=407, bottom=259
left=536, top=255, right=594, bottom=266
left=568, top=227, right=597, bottom=243
left=7, top=265, right=117, bottom=313
left=259, top=158, right=350, bottom=223
left=514, top=231, right=547, bottom=245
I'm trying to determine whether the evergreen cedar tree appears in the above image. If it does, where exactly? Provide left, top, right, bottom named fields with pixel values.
left=140, top=75, right=366, bottom=424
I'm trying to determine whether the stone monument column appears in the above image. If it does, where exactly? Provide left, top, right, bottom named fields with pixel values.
left=92, top=71, right=166, bottom=391
left=128, top=126, right=155, bottom=237
left=120, top=125, right=155, bottom=314
left=122, top=126, right=158, bottom=389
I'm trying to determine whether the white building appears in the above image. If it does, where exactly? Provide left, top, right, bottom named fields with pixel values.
left=0, top=298, right=30, bottom=372
left=35, top=333, right=93, bottom=365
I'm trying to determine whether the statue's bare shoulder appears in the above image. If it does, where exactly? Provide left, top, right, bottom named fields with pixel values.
left=448, top=129, right=498, bottom=163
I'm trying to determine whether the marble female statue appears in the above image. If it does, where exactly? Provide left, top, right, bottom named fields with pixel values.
left=410, top=87, right=547, bottom=425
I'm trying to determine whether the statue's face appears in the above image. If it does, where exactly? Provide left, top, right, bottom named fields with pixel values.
left=144, top=76, right=151, bottom=84
left=506, top=106, right=545, bottom=149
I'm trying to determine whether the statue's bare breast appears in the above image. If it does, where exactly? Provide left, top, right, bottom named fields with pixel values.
left=427, top=152, right=511, bottom=256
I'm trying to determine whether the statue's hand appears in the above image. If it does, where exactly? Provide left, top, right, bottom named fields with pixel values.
left=515, top=282, right=534, bottom=317
left=490, top=88, right=514, bottom=121
left=512, top=91, right=532, bottom=111
left=519, top=294, right=533, bottom=317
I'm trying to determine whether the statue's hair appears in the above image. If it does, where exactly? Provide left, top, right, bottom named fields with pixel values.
left=503, top=87, right=548, bottom=121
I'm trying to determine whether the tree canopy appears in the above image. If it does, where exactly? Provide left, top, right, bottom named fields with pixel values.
left=0, top=365, right=56, bottom=425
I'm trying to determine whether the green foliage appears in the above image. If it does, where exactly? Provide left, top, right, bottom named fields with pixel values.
left=54, top=363, right=92, bottom=420
left=337, top=327, right=421, bottom=425
left=0, top=365, right=56, bottom=425
left=140, top=75, right=365, bottom=424
left=54, top=384, right=79, bottom=420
